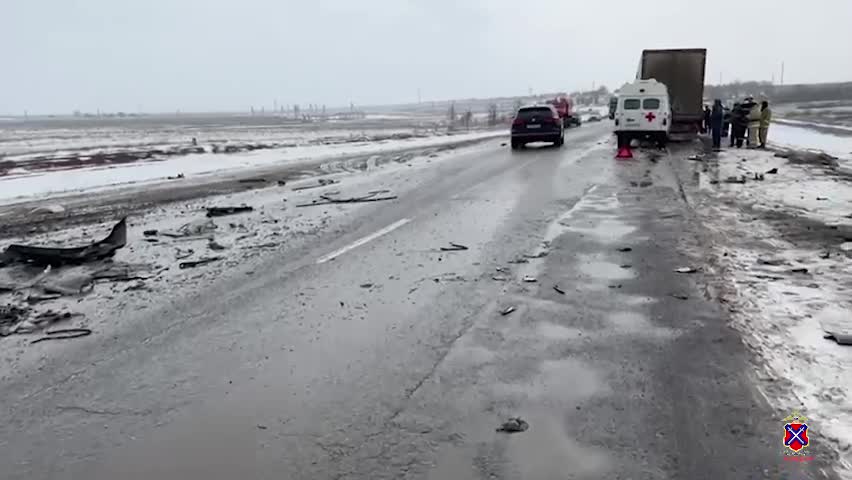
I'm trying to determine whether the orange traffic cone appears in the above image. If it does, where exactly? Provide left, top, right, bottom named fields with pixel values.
left=616, top=145, right=633, bottom=159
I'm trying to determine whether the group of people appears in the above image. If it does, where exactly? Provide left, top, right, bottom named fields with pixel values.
left=703, top=97, right=772, bottom=151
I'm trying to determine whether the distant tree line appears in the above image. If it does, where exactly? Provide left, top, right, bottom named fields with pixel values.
left=705, top=81, right=852, bottom=104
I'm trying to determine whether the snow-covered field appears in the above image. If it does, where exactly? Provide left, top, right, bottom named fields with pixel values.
left=771, top=123, right=852, bottom=166
left=681, top=147, right=852, bottom=476
left=0, top=130, right=501, bottom=204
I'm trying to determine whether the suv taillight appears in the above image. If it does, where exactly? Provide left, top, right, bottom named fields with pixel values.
left=512, top=118, right=523, bottom=126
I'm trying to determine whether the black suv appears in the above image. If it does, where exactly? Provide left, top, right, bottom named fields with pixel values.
left=511, top=105, right=564, bottom=149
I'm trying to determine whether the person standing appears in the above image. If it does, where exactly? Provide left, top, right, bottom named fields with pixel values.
left=729, top=103, right=742, bottom=147
left=703, top=105, right=712, bottom=134
left=711, top=99, right=724, bottom=151
left=759, top=100, right=772, bottom=148
left=747, top=99, right=761, bottom=148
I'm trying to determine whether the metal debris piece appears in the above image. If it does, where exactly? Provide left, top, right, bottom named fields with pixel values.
left=522, top=275, right=537, bottom=283
left=496, top=417, right=529, bottom=433
left=143, top=230, right=158, bottom=236
left=553, top=285, right=566, bottom=295
left=208, top=240, right=228, bottom=251
left=500, top=306, right=516, bottom=316
left=495, top=267, right=507, bottom=273
left=167, top=173, right=185, bottom=180
left=757, top=258, right=786, bottom=266
left=524, top=251, right=548, bottom=259
left=753, top=172, right=765, bottom=181
left=816, top=197, right=828, bottom=201
left=670, top=293, right=689, bottom=300
left=175, top=248, right=194, bottom=260
left=620, top=264, right=632, bottom=269
left=238, top=178, right=267, bottom=184
left=687, top=154, right=704, bottom=161
left=441, top=243, right=469, bottom=252
left=674, top=267, right=697, bottom=274
left=617, top=247, right=633, bottom=252
left=1, top=218, right=127, bottom=266
left=609, top=284, right=622, bottom=289
left=179, top=257, right=223, bottom=269
left=162, top=219, right=218, bottom=238
left=30, top=328, right=92, bottom=345
left=359, top=283, right=373, bottom=289
left=508, top=258, right=529, bottom=264
left=492, top=275, right=508, bottom=282
left=791, top=268, right=809, bottom=274
left=206, top=206, right=254, bottom=218
left=296, top=191, right=398, bottom=207
left=765, top=167, right=778, bottom=174
left=819, top=251, right=831, bottom=259
left=291, top=179, right=339, bottom=191
left=724, top=176, right=747, bottom=184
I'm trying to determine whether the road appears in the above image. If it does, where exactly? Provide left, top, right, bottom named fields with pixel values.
left=0, top=122, right=837, bottom=479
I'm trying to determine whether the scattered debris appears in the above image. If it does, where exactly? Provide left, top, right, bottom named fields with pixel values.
left=816, top=197, right=829, bottom=201
left=495, top=267, right=507, bottom=273
left=256, top=424, right=268, bottom=430
left=820, top=251, right=831, bottom=259
left=359, top=283, right=373, bottom=289
left=500, top=142, right=507, bottom=147
left=30, top=328, right=92, bottom=345
left=238, top=178, right=267, bottom=184
left=765, top=167, right=778, bottom=174
left=674, top=267, right=697, bottom=274
left=522, top=275, right=537, bottom=283
left=124, top=281, right=147, bottom=292
left=791, top=268, right=809, bottom=274
left=687, top=154, right=704, bottom=161
left=724, top=176, right=747, bottom=184
left=291, top=178, right=339, bottom=191
left=524, top=251, right=548, bottom=259
left=175, top=248, right=194, bottom=260
left=277, top=180, right=287, bottom=186
left=29, top=204, right=66, bottom=215
left=492, top=275, right=508, bottom=282
left=608, top=284, right=622, bottom=289
left=496, top=417, right=529, bottom=433
left=1, top=218, right=127, bottom=266
left=617, top=247, right=633, bottom=252
left=824, top=332, right=852, bottom=346
left=670, top=293, right=689, bottom=300
left=179, top=257, right=223, bottom=269
left=553, top=285, right=566, bottom=295
left=753, top=173, right=765, bottom=181
left=757, top=258, right=786, bottom=266
left=143, top=230, right=158, bottom=237
left=441, top=242, right=469, bottom=252
left=206, top=206, right=254, bottom=218
left=500, top=306, right=516, bottom=316
left=167, top=173, right=185, bottom=180
left=296, top=191, right=397, bottom=207
left=508, top=258, right=529, bottom=264
left=162, top=219, right=218, bottom=238
left=620, top=264, right=632, bottom=269
left=208, top=240, right=228, bottom=251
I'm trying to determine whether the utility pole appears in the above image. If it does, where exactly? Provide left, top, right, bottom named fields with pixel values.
left=780, top=62, right=785, bottom=85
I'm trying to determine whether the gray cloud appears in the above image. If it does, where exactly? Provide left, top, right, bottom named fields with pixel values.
left=2, top=0, right=850, bottom=114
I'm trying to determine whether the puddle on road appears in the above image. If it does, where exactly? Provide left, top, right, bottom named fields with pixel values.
left=608, top=311, right=677, bottom=339
left=492, top=358, right=606, bottom=403
left=579, top=259, right=636, bottom=281
left=537, top=322, right=583, bottom=341
left=506, top=408, right=611, bottom=479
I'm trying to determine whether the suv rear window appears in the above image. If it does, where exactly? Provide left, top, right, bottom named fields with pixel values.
left=643, top=98, right=661, bottom=109
left=517, top=107, right=554, bottom=120
left=623, top=99, right=640, bottom=110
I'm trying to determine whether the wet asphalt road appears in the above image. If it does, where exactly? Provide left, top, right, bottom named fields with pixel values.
left=1, top=123, right=838, bottom=479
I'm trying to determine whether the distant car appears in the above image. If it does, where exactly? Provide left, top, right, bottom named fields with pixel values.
left=510, top=105, right=564, bottom=149
left=587, top=115, right=602, bottom=122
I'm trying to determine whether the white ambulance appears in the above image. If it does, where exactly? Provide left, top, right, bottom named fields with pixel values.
left=613, top=79, right=672, bottom=147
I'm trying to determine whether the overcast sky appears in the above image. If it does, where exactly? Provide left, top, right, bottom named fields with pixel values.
left=2, top=0, right=850, bottom=114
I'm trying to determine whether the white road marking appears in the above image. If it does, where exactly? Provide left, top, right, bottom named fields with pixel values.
left=316, top=218, right=412, bottom=264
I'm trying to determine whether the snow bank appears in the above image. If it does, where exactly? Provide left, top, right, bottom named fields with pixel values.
left=687, top=147, right=852, bottom=476
left=0, top=131, right=501, bottom=205
left=771, top=123, right=852, bottom=165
